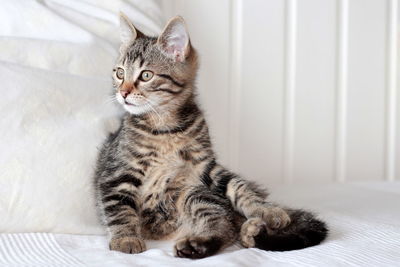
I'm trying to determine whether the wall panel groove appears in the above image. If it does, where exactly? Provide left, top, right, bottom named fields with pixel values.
left=283, top=0, right=297, bottom=183
left=228, top=0, right=243, bottom=171
left=335, top=0, right=349, bottom=182
left=384, top=0, right=398, bottom=181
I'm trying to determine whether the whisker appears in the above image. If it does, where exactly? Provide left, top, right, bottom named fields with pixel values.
left=143, top=99, right=185, bottom=134
left=145, top=103, right=159, bottom=126
left=144, top=99, right=164, bottom=124
left=103, top=94, right=118, bottom=105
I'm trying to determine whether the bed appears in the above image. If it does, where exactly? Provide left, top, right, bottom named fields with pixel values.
left=1, top=181, right=399, bottom=266
left=1, top=1, right=399, bottom=266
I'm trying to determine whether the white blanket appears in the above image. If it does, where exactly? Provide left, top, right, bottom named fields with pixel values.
left=1, top=182, right=399, bottom=267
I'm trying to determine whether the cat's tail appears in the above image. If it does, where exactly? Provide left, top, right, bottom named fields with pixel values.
left=252, top=209, right=328, bottom=251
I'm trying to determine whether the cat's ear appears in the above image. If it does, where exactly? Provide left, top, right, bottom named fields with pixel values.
left=157, top=16, right=190, bottom=62
left=119, top=12, right=142, bottom=51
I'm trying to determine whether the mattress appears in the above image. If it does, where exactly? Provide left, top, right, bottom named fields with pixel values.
left=1, top=181, right=399, bottom=267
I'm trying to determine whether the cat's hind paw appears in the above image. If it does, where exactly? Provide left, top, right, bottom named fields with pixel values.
left=240, top=217, right=266, bottom=248
left=262, top=206, right=291, bottom=230
left=174, top=236, right=223, bottom=259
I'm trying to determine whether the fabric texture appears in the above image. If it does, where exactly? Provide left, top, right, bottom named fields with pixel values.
left=0, top=182, right=399, bottom=266
left=0, top=0, right=163, bottom=234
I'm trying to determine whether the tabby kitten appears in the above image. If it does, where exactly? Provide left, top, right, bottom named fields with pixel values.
left=93, top=13, right=328, bottom=259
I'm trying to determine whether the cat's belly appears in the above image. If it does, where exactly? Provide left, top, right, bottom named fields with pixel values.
left=140, top=198, right=179, bottom=240
left=134, top=142, right=206, bottom=239
left=139, top=161, right=194, bottom=240
left=139, top=184, right=183, bottom=240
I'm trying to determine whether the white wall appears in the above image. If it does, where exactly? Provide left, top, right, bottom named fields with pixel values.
left=161, top=0, right=400, bottom=184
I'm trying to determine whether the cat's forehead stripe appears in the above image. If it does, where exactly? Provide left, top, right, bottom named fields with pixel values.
left=126, top=39, right=152, bottom=63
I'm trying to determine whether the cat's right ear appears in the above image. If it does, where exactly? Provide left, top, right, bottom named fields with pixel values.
left=119, top=12, right=140, bottom=52
left=157, top=16, right=190, bottom=62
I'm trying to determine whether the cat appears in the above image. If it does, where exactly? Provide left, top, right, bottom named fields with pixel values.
left=93, top=13, right=328, bottom=259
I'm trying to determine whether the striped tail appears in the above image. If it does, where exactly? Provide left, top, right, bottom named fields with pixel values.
left=254, top=209, right=328, bottom=251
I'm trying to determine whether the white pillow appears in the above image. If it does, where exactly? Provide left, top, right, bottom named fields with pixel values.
left=0, top=0, right=163, bottom=234
left=0, top=62, right=121, bottom=234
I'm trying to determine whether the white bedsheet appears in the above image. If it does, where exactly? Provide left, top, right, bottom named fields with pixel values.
left=1, top=181, right=399, bottom=267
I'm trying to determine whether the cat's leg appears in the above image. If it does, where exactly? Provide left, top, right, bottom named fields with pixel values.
left=97, top=173, right=145, bottom=254
left=212, top=168, right=291, bottom=248
left=207, top=162, right=291, bottom=230
left=174, top=185, right=237, bottom=259
left=204, top=164, right=328, bottom=251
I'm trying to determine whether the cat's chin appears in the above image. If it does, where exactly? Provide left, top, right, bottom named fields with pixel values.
left=122, top=103, right=151, bottom=115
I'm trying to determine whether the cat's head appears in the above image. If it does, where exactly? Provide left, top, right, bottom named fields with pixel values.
left=113, top=13, right=198, bottom=115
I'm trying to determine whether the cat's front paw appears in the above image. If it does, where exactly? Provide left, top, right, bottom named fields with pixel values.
left=174, top=236, right=222, bottom=259
left=109, top=236, right=146, bottom=254
left=261, top=206, right=291, bottom=230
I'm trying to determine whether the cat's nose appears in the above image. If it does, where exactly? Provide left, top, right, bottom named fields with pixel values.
left=120, top=90, right=130, bottom=98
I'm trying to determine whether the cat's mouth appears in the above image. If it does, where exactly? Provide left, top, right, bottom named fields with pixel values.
left=124, top=100, right=138, bottom=106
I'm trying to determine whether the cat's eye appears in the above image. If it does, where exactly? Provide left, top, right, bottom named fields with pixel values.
left=116, top=68, right=125, bottom=79
left=140, top=70, right=154, bottom=82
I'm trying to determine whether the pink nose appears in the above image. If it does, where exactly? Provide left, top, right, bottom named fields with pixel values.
left=120, top=90, right=130, bottom=98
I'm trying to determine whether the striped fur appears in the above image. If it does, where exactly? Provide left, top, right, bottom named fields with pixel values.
left=93, top=14, right=328, bottom=259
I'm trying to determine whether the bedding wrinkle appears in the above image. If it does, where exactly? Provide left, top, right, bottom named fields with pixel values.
left=0, top=233, right=83, bottom=266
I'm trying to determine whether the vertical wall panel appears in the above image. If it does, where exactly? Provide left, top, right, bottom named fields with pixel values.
left=346, top=0, right=387, bottom=181
left=228, top=0, right=242, bottom=172
left=291, top=0, right=337, bottom=182
left=282, top=0, right=297, bottom=183
left=385, top=0, right=399, bottom=181
left=239, top=0, right=285, bottom=184
left=335, top=0, right=349, bottom=182
left=396, top=0, right=400, bottom=181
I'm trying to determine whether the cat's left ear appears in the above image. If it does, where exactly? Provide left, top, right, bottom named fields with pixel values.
left=119, top=12, right=143, bottom=51
left=157, top=16, right=190, bottom=62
